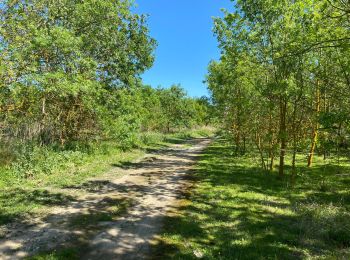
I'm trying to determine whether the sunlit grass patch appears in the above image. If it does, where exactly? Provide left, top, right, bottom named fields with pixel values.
left=152, top=139, right=350, bottom=259
left=0, top=148, right=140, bottom=226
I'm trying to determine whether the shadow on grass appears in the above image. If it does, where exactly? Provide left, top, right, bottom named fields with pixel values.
left=151, top=140, right=350, bottom=259
left=143, top=135, right=192, bottom=154
left=0, top=189, right=75, bottom=225
left=164, top=137, right=187, bottom=145
left=1, top=137, right=211, bottom=259
left=111, top=158, right=157, bottom=170
left=67, top=197, right=131, bottom=229
left=0, top=191, right=133, bottom=259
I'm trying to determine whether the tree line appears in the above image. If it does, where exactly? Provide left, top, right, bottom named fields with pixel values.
left=0, top=0, right=211, bottom=152
left=207, top=0, right=350, bottom=176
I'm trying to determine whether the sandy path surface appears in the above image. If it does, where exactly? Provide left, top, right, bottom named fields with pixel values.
left=0, top=138, right=211, bottom=259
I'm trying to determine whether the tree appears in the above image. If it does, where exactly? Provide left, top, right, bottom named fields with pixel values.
left=208, top=0, right=350, bottom=176
left=0, top=0, right=156, bottom=145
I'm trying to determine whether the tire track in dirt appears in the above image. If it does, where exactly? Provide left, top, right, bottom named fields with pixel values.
left=85, top=138, right=211, bottom=259
left=0, top=138, right=211, bottom=259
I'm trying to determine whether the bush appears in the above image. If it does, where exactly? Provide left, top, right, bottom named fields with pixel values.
left=139, top=132, right=165, bottom=146
left=296, top=202, right=350, bottom=248
left=11, top=144, right=86, bottom=179
left=0, top=142, right=17, bottom=166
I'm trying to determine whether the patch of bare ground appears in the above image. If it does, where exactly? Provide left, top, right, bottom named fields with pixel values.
left=0, top=138, right=211, bottom=259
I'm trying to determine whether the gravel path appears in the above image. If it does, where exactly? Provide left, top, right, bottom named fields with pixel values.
left=0, top=138, right=211, bottom=259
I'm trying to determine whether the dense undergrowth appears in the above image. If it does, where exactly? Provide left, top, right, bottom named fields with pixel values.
left=0, top=127, right=214, bottom=227
left=153, top=138, right=350, bottom=259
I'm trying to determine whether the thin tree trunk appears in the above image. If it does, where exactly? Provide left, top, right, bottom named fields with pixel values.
left=256, top=133, right=267, bottom=171
left=270, top=155, right=275, bottom=171
left=291, top=148, right=297, bottom=185
left=278, top=98, right=287, bottom=177
left=235, top=131, right=240, bottom=154
left=243, top=136, right=246, bottom=154
left=291, top=100, right=298, bottom=184
left=307, top=81, right=321, bottom=167
left=268, top=112, right=275, bottom=171
left=42, top=97, right=46, bottom=115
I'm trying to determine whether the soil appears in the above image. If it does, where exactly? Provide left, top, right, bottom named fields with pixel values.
left=0, top=138, right=211, bottom=259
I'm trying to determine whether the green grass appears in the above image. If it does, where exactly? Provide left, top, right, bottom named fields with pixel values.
left=0, top=189, right=75, bottom=226
left=0, top=127, right=215, bottom=226
left=0, top=143, right=144, bottom=188
left=0, top=145, right=143, bottom=226
left=140, top=126, right=215, bottom=147
left=152, top=138, right=350, bottom=259
left=27, top=248, right=80, bottom=260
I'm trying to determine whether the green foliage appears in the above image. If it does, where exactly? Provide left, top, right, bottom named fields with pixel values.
left=11, top=145, right=85, bottom=179
left=153, top=139, right=350, bottom=259
left=0, top=1, right=214, bottom=169
left=28, top=248, right=80, bottom=260
left=0, top=189, right=74, bottom=225
left=207, top=0, right=350, bottom=173
left=0, top=127, right=213, bottom=227
left=138, top=132, right=165, bottom=146
left=0, top=0, right=156, bottom=145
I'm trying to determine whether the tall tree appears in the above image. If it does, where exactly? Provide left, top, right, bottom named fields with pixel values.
left=208, top=0, right=350, bottom=175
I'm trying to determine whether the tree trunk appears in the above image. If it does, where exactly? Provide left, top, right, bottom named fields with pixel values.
left=235, top=131, right=240, bottom=154
left=42, top=97, right=46, bottom=115
left=322, top=89, right=328, bottom=161
left=255, top=133, right=266, bottom=170
left=270, top=155, right=275, bottom=171
left=278, top=98, right=287, bottom=177
left=291, top=96, right=299, bottom=184
left=307, top=81, right=321, bottom=167
left=243, top=136, right=246, bottom=155
left=291, top=148, right=297, bottom=185
left=268, top=112, right=275, bottom=171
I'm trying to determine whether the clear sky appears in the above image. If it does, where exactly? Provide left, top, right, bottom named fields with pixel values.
left=134, top=0, right=233, bottom=97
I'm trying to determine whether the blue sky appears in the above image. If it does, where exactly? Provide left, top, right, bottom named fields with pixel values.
left=134, top=0, right=233, bottom=97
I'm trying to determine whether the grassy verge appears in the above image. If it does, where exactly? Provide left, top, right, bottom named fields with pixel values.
left=0, top=146, right=143, bottom=226
left=139, top=126, right=215, bottom=147
left=152, top=138, right=350, bottom=259
left=0, top=127, right=214, bottom=226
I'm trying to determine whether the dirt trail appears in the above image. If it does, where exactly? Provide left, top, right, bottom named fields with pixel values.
left=0, top=138, right=211, bottom=259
